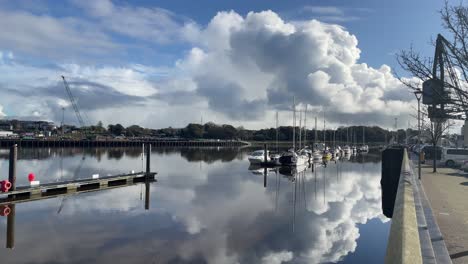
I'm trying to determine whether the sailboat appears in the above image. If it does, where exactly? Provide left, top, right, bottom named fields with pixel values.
left=312, top=116, right=323, bottom=160
left=322, top=114, right=332, bottom=160
left=279, top=98, right=309, bottom=166
left=248, top=112, right=281, bottom=165
left=358, top=126, right=369, bottom=153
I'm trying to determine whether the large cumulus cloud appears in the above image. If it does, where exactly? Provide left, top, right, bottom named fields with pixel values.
left=177, top=10, right=413, bottom=126
left=0, top=5, right=415, bottom=128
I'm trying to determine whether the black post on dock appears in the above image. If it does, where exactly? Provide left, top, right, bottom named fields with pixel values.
left=146, top=143, right=151, bottom=177
left=6, top=204, right=15, bottom=249
left=145, top=144, right=151, bottom=210
left=8, top=144, right=17, bottom=191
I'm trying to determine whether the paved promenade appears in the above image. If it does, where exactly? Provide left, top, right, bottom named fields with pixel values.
left=420, top=163, right=468, bottom=264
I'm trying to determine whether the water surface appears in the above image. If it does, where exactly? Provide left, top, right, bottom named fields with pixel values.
left=0, top=147, right=389, bottom=264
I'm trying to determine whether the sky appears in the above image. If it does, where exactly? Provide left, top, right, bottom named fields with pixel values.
left=0, top=0, right=458, bottom=130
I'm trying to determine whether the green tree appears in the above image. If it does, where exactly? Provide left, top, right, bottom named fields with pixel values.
left=183, top=123, right=204, bottom=138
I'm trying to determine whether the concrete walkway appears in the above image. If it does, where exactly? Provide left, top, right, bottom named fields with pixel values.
left=420, top=163, right=468, bottom=264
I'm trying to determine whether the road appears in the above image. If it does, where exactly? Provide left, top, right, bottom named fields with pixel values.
left=420, top=163, right=468, bottom=264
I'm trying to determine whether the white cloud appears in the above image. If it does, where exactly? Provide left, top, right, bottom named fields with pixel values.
left=172, top=10, right=413, bottom=127
left=0, top=9, right=118, bottom=59
left=72, top=0, right=194, bottom=44
left=302, top=6, right=344, bottom=16
left=0, top=104, right=5, bottom=117
left=299, top=5, right=371, bottom=22
left=262, top=251, right=293, bottom=264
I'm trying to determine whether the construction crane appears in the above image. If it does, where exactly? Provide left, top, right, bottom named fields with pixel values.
left=423, top=34, right=468, bottom=120
left=61, top=76, right=86, bottom=127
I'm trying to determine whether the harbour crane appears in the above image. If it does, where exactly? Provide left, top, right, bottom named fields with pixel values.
left=423, top=34, right=468, bottom=120
left=61, top=76, right=86, bottom=127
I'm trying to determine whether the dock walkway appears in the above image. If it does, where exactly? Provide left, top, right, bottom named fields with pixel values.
left=420, top=164, right=468, bottom=264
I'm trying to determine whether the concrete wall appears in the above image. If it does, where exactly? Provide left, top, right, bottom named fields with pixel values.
left=385, top=149, right=422, bottom=264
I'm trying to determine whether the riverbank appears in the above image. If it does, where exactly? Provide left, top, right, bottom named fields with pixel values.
left=421, top=164, right=468, bottom=264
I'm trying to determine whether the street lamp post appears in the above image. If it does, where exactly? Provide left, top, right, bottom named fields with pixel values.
left=414, top=89, right=423, bottom=180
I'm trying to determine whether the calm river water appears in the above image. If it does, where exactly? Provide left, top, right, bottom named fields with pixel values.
left=0, top=147, right=389, bottom=264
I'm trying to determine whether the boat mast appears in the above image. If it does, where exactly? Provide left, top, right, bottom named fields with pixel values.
left=363, top=126, right=365, bottom=146
left=276, top=111, right=279, bottom=153
left=347, top=127, right=349, bottom=146
left=315, top=116, right=318, bottom=143
left=323, top=111, right=326, bottom=149
left=299, top=107, right=302, bottom=150
left=304, top=105, right=307, bottom=148
left=333, top=130, right=336, bottom=148
left=293, top=97, right=296, bottom=151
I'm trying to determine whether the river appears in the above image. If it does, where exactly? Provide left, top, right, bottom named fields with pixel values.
left=0, top=147, right=390, bottom=264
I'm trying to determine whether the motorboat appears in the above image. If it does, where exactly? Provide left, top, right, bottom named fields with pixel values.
left=322, top=150, right=332, bottom=160
left=312, top=150, right=322, bottom=160
left=344, top=152, right=351, bottom=161
left=358, top=145, right=369, bottom=153
left=279, top=149, right=309, bottom=166
left=248, top=150, right=269, bottom=164
left=269, top=152, right=282, bottom=165
left=300, top=148, right=313, bottom=158
left=343, top=145, right=351, bottom=154
left=334, top=146, right=342, bottom=156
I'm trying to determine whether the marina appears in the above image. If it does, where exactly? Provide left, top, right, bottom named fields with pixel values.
left=0, top=146, right=388, bottom=263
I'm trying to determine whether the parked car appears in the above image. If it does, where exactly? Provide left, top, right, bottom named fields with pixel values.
left=440, top=148, right=468, bottom=167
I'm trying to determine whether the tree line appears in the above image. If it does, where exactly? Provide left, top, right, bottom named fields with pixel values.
left=81, top=121, right=418, bottom=144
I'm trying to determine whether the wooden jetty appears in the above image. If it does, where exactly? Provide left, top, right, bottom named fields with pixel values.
left=0, top=138, right=248, bottom=148
left=0, top=172, right=157, bottom=206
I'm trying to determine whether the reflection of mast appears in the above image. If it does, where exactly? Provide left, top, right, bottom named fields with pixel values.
left=314, top=165, right=317, bottom=200
left=293, top=173, right=297, bottom=233
left=275, top=168, right=279, bottom=212
left=302, top=171, right=307, bottom=210
left=263, top=167, right=267, bottom=188
left=323, top=163, right=326, bottom=204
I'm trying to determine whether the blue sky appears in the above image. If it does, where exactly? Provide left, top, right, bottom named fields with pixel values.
left=0, top=0, right=456, bottom=129
left=1, top=0, right=447, bottom=68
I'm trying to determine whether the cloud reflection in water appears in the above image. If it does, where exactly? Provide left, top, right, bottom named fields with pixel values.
left=0, top=148, right=389, bottom=264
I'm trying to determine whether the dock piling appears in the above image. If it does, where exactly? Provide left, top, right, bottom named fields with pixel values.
left=146, top=144, right=151, bottom=178
left=6, top=204, right=15, bottom=249
left=145, top=144, right=151, bottom=210
left=264, top=143, right=267, bottom=163
left=8, top=144, right=17, bottom=192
